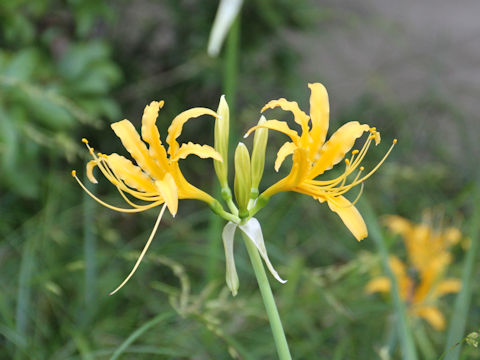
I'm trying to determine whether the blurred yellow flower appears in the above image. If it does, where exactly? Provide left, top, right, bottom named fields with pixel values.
left=245, top=83, right=395, bottom=241
left=366, top=216, right=462, bottom=330
left=73, top=100, right=222, bottom=294
left=383, top=214, right=461, bottom=273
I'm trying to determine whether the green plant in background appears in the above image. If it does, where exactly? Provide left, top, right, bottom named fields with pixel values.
left=0, top=0, right=120, bottom=198
left=366, top=214, right=464, bottom=358
left=74, top=82, right=395, bottom=359
left=3, top=1, right=480, bottom=359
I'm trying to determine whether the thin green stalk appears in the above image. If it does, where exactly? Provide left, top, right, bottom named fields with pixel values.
left=83, top=173, right=97, bottom=324
left=15, top=234, right=35, bottom=360
left=414, top=323, right=435, bottom=360
left=442, top=189, right=480, bottom=360
left=241, top=232, right=292, bottom=360
left=109, top=312, right=175, bottom=360
left=359, top=199, right=418, bottom=360
left=223, top=16, right=240, bottom=119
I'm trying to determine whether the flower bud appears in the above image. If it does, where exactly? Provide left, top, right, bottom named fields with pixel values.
left=250, top=116, right=268, bottom=195
left=234, top=142, right=251, bottom=217
left=214, top=95, right=230, bottom=188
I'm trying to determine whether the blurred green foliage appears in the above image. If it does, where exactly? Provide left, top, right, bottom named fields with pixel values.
left=0, top=0, right=121, bottom=198
left=0, top=1, right=479, bottom=360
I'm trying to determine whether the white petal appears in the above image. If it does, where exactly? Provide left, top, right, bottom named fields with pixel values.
left=207, top=0, right=243, bottom=57
left=239, top=218, right=287, bottom=284
left=222, top=222, right=240, bottom=296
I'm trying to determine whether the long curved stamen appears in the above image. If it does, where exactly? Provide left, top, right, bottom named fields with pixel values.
left=350, top=182, right=364, bottom=206
left=340, top=139, right=397, bottom=188
left=325, top=166, right=364, bottom=195
left=109, top=203, right=168, bottom=296
left=307, top=135, right=372, bottom=187
left=308, top=135, right=391, bottom=190
left=116, top=186, right=163, bottom=209
left=72, top=171, right=162, bottom=213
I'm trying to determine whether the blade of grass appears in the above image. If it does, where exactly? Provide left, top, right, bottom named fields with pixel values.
left=109, top=312, right=175, bottom=360
left=359, top=198, right=418, bottom=360
left=83, top=173, right=97, bottom=324
left=442, top=189, right=480, bottom=360
left=14, top=231, right=35, bottom=360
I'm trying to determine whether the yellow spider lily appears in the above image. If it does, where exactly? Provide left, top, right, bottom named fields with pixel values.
left=366, top=255, right=461, bottom=331
left=245, top=83, right=396, bottom=241
left=383, top=214, right=461, bottom=274
left=366, top=216, right=462, bottom=330
left=72, top=100, right=222, bottom=294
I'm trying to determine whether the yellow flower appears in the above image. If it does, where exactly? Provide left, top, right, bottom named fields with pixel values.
left=383, top=215, right=461, bottom=273
left=366, top=256, right=461, bottom=331
left=245, top=83, right=395, bottom=240
left=366, top=216, right=462, bottom=330
left=72, top=100, right=222, bottom=294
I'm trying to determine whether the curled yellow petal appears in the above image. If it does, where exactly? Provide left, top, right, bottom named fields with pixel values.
left=261, top=98, right=310, bottom=135
left=111, top=120, right=163, bottom=179
left=435, top=278, right=462, bottom=297
left=274, top=141, right=296, bottom=172
left=415, top=306, right=445, bottom=331
left=388, top=256, right=412, bottom=300
left=106, top=153, right=157, bottom=193
left=383, top=215, right=412, bottom=237
left=174, top=142, right=222, bottom=161
left=443, top=227, right=462, bottom=246
left=155, top=173, right=179, bottom=216
left=166, top=107, right=218, bottom=156
left=327, top=195, right=367, bottom=241
left=365, top=277, right=391, bottom=294
left=86, top=160, right=99, bottom=184
left=308, top=83, right=329, bottom=151
left=140, top=100, right=169, bottom=169
left=311, top=121, right=370, bottom=177
left=245, top=119, right=300, bottom=143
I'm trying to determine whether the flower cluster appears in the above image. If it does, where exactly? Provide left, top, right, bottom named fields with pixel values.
left=366, top=214, right=462, bottom=330
left=73, top=83, right=395, bottom=295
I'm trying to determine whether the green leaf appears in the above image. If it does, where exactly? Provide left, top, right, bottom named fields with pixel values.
left=2, top=48, right=40, bottom=81
left=359, top=198, right=418, bottom=360
left=443, top=189, right=480, bottom=360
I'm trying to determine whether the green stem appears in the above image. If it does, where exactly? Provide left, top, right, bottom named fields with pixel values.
left=223, top=16, right=240, bottom=119
left=359, top=199, right=418, bottom=360
left=241, top=233, right=292, bottom=360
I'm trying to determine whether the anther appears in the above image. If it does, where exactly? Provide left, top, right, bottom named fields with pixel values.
left=393, top=139, right=398, bottom=144
left=71, top=170, right=77, bottom=177
left=369, top=127, right=377, bottom=133
left=345, top=159, right=350, bottom=165
left=352, top=150, right=359, bottom=155
left=360, top=166, right=365, bottom=171
left=82, top=138, right=89, bottom=144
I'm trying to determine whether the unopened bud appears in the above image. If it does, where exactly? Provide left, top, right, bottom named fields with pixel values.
left=250, top=116, right=268, bottom=195
left=234, top=142, right=251, bottom=217
left=214, top=95, right=230, bottom=188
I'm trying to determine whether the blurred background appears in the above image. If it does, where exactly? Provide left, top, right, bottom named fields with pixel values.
left=1, top=0, right=479, bottom=359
